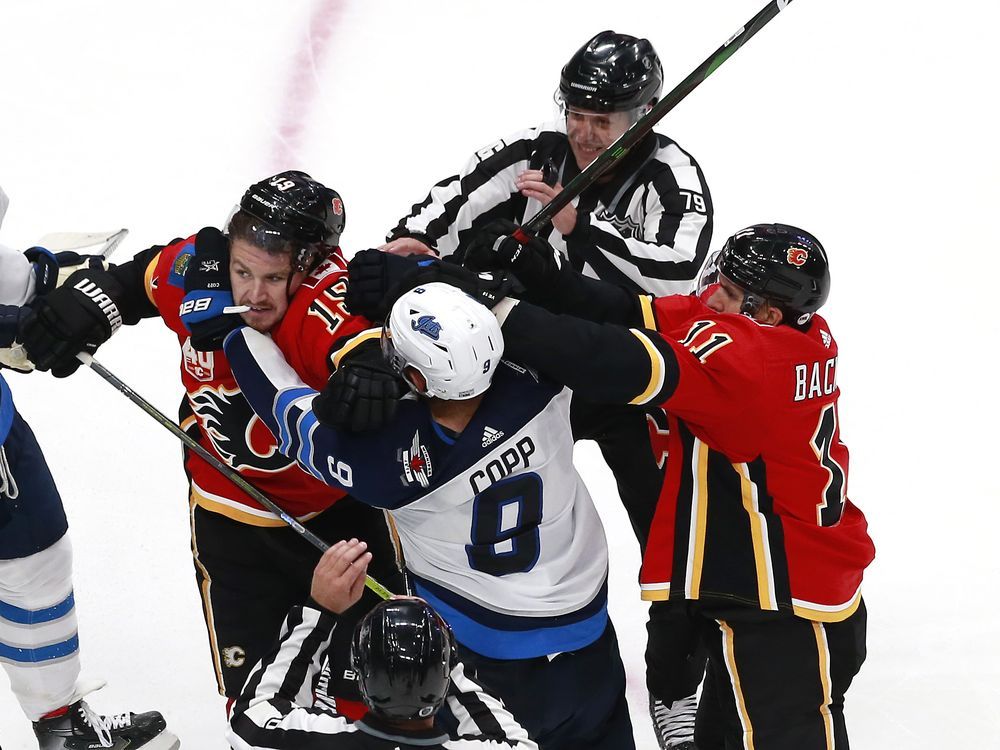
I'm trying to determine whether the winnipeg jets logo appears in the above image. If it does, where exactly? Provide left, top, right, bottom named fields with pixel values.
left=596, top=209, right=642, bottom=240
left=400, top=430, right=433, bottom=487
left=482, top=426, right=505, bottom=447
left=411, top=315, right=442, bottom=340
left=188, top=386, right=294, bottom=473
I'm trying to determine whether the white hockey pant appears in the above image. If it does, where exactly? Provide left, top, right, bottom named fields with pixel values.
left=0, top=533, right=81, bottom=720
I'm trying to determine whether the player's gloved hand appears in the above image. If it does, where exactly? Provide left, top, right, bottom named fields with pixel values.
left=312, top=339, right=405, bottom=432
left=344, top=249, right=424, bottom=320
left=462, top=219, right=560, bottom=291
left=20, top=267, right=126, bottom=377
left=24, top=247, right=113, bottom=296
left=24, top=247, right=59, bottom=297
left=181, top=227, right=245, bottom=351
left=398, top=256, right=523, bottom=309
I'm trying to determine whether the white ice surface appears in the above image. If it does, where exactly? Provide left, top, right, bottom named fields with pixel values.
left=1, top=1, right=999, bottom=747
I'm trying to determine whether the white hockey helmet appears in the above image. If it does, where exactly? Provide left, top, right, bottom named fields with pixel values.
left=383, top=282, right=503, bottom=400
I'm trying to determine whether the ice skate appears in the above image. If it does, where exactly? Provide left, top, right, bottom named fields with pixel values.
left=32, top=699, right=180, bottom=750
left=650, top=693, right=697, bottom=750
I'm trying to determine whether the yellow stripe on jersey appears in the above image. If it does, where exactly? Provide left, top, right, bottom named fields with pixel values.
left=812, top=621, right=835, bottom=750
left=628, top=329, right=666, bottom=405
left=190, top=482, right=321, bottom=528
left=331, top=327, right=383, bottom=369
left=384, top=511, right=406, bottom=571
left=685, top=438, right=710, bottom=599
left=719, top=620, right=756, bottom=750
left=189, top=495, right=225, bottom=694
left=638, top=294, right=657, bottom=330
left=640, top=583, right=671, bottom=602
left=734, top=462, right=778, bottom=611
left=793, top=585, right=864, bottom=623
left=143, top=251, right=161, bottom=309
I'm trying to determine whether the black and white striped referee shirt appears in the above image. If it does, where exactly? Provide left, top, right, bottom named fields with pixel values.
left=389, top=120, right=713, bottom=297
left=227, top=604, right=538, bottom=749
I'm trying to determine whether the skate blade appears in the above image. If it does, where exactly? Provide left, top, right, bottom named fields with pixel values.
left=138, top=730, right=181, bottom=750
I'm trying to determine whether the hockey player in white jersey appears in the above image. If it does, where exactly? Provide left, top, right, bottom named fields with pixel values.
left=0, top=185, right=179, bottom=749
left=213, top=282, right=634, bottom=749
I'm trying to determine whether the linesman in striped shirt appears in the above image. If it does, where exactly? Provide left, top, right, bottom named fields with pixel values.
left=381, top=31, right=715, bottom=747
left=228, top=538, right=539, bottom=750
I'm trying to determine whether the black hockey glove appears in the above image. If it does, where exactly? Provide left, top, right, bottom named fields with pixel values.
left=180, top=227, right=244, bottom=351
left=347, top=249, right=522, bottom=320
left=462, top=219, right=560, bottom=292
left=312, top=340, right=405, bottom=433
left=24, top=247, right=59, bottom=297
left=344, top=249, right=424, bottom=320
left=397, top=256, right=524, bottom=309
left=20, top=267, right=126, bottom=377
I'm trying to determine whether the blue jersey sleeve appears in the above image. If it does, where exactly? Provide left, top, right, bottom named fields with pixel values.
left=1, top=376, right=14, bottom=445
left=223, top=326, right=419, bottom=508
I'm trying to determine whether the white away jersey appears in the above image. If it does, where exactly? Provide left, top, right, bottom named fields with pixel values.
left=225, top=328, right=610, bottom=659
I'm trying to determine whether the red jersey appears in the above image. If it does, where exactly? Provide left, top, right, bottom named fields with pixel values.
left=635, top=294, right=875, bottom=622
left=143, top=235, right=376, bottom=525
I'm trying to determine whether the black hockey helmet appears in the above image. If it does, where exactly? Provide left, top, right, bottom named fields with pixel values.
left=235, top=170, right=346, bottom=272
left=351, top=599, right=457, bottom=722
left=558, top=31, right=663, bottom=113
left=700, top=223, right=831, bottom=325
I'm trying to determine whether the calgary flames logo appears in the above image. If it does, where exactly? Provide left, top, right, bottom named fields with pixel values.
left=787, top=246, right=809, bottom=267
left=188, top=386, right=295, bottom=473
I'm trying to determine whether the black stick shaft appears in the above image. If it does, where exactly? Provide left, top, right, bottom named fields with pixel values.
left=78, top=353, right=393, bottom=600
left=516, top=0, right=795, bottom=241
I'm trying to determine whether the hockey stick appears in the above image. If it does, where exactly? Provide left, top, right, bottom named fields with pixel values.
left=37, top=228, right=129, bottom=258
left=513, top=0, right=796, bottom=242
left=76, top=352, right=394, bottom=600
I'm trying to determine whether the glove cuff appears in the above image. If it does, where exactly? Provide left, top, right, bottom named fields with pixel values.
left=24, top=247, right=59, bottom=297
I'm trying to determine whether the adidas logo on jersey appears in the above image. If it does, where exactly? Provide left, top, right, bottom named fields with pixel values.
left=482, top=426, right=505, bottom=447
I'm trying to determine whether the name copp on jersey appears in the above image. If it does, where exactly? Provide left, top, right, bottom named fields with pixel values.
left=225, top=329, right=610, bottom=659
left=631, top=294, right=875, bottom=622
left=143, top=235, right=374, bottom=523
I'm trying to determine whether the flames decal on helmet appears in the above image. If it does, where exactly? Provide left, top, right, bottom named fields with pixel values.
left=786, top=247, right=809, bottom=267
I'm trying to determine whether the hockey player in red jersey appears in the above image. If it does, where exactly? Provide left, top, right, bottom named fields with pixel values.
left=352, top=222, right=875, bottom=749
left=19, top=172, right=403, bottom=712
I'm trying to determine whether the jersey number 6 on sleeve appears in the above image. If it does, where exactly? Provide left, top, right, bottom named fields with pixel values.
left=466, top=473, right=543, bottom=577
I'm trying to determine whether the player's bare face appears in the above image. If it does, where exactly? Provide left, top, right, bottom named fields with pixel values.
left=229, top=239, right=306, bottom=333
left=566, top=109, right=632, bottom=169
left=706, top=276, right=748, bottom=315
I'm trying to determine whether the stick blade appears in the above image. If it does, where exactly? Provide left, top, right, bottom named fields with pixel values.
left=36, top=227, right=129, bottom=257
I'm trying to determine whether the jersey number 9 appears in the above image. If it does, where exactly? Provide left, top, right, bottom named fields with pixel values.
left=466, top=473, right=543, bottom=577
